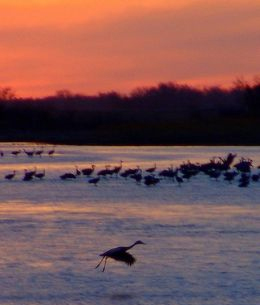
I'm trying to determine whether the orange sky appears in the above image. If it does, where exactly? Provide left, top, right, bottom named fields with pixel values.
left=0, top=0, right=259, bottom=97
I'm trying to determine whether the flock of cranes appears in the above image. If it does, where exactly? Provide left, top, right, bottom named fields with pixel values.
left=0, top=146, right=56, bottom=158
left=2, top=153, right=260, bottom=187
left=2, top=150, right=259, bottom=272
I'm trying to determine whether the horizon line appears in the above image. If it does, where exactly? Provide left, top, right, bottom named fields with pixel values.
left=2, top=76, right=259, bottom=100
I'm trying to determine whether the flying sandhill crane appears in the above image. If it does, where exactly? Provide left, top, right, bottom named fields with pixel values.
left=5, top=170, right=16, bottom=180
left=95, top=240, right=145, bottom=272
left=11, top=149, right=21, bottom=156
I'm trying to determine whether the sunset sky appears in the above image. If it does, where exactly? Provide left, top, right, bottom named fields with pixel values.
left=0, top=0, right=259, bottom=97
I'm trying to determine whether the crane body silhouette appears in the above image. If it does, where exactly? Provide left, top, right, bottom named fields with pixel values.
left=95, top=240, right=145, bottom=272
left=82, top=165, right=95, bottom=176
left=11, top=149, right=21, bottom=156
left=88, top=177, right=100, bottom=186
left=35, top=169, right=45, bottom=179
left=5, top=170, right=16, bottom=180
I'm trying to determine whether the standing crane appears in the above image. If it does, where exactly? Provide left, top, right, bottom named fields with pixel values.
left=82, top=164, right=95, bottom=176
left=11, top=149, right=21, bottom=156
left=35, top=147, right=44, bottom=157
left=35, top=169, right=45, bottom=179
left=146, top=163, right=156, bottom=173
left=48, top=146, right=55, bottom=157
left=5, top=170, right=16, bottom=180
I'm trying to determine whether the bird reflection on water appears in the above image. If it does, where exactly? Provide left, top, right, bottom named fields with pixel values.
left=109, top=293, right=135, bottom=300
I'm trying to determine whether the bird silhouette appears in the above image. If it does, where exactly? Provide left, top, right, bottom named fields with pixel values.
left=5, top=170, right=16, bottom=180
left=130, top=172, right=142, bottom=184
left=95, top=240, right=145, bottom=272
left=60, top=172, right=76, bottom=180
left=82, top=165, right=95, bottom=176
left=75, top=166, right=81, bottom=176
left=97, top=165, right=112, bottom=177
left=111, top=160, right=123, bottom=176
left=48, top=146, right=55, bottom=157
left=146, top=163, right=156, bottom=173
left=251, top=173, right=260, bottom=182
left=35, top=169, right=45, bottom=179
left=224, top=170, right=238, bottom=183
left=174, top=170, right=184, bottom=186
left=88, top=177, right=100, bottom=186
left=144, top=175, right=160, bottom=186
left=23, top=169, right=35, bottom=181
left=11, top=149, right=21, bottom=156
left=238, top=173, right=250, bottom=187
left=23, top=168, right=37, bottom=181
left=159, top=166, right=177, bottom=179
left=120, top=166, right=140, bottom=178
left=24, top=149, right=35, bottom=157
left=35, top=147, right=44, bottom=157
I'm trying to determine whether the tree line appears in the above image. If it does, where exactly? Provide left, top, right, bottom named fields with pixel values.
left=0, top=79, right=260, bottom=145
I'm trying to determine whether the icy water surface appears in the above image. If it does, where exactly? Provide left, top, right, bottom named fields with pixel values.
left=0, top=144, right=259, bottom=305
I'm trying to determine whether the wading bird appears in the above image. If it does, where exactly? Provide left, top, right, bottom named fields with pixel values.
left=60, top=172, right=76, bottom=180
left=82, top=164, right=95, bottom=176
left=95, top=240, right=145, bottom=272
left=23, top=169, right=35, bottom=181
left=35, top=169, right=45, bottom=179
left=23, top=168, right=37, bottom=180
left=5, top=170, right=16, bottom=180
left=75, top=165, right=81, bottom=176
left=35, top=147, right=44, bottom=157
left=48, top=146, right=55, bottom=157
left=11, top=149, right=21, bottom=156
left=112, top=160, right=123, bottom=176
left=24, top=149, right=35, bottom=157
left=146, top=163, right=156, bottom=173
left=88, top=177, right=100, bottom=186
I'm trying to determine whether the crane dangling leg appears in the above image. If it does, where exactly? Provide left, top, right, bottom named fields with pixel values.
left=102, top=257, right=108, bottom=272
left=95, top=256, right=105, bottom=269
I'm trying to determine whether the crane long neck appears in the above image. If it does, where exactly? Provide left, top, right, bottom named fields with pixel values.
left=127, top=242, right=138, bottom=250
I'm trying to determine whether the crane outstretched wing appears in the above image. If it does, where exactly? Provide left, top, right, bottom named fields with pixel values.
left=110, top=252, right=136, bottom=266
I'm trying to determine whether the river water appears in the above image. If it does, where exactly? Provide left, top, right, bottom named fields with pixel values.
left=0, top=144, right=259, bottom=305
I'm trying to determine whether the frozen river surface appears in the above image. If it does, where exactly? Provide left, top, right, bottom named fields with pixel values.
left=0, top=144, right=259, bottom=305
